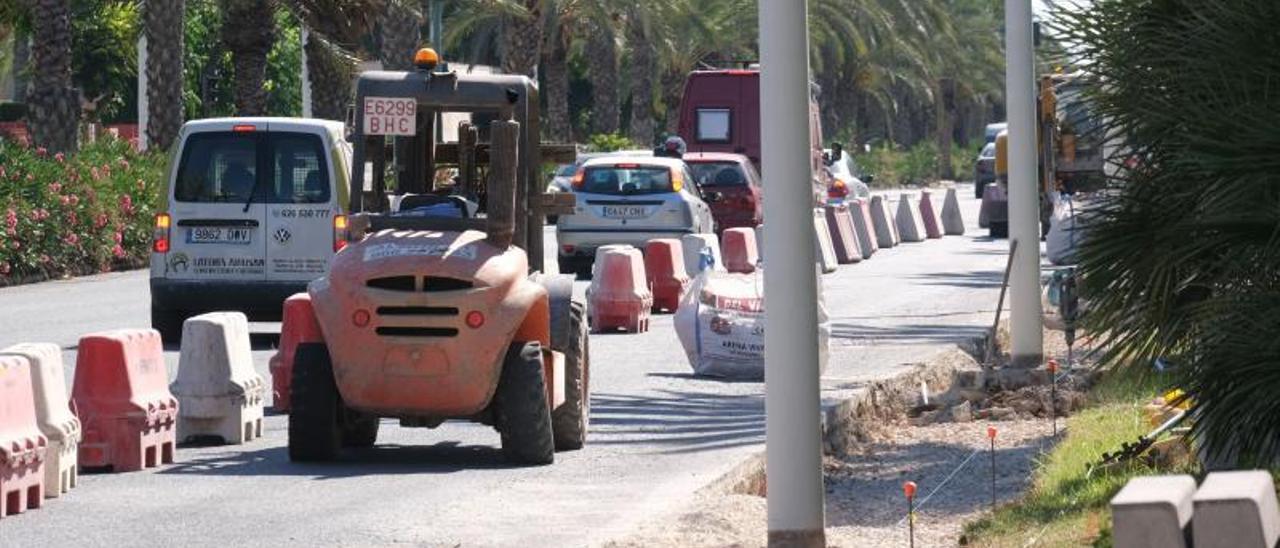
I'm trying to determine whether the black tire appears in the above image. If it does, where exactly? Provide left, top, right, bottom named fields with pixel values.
left=552, top=301, right=589, bottom=451
left=342, top=413, right=380, bottom=448
left=151, top=305, right=185, bottom=345
left=288, top=343, right=342, bottom=462
left=989, top=221, right=1009, bottom=239
left=494, top=342, right=555, bottom=465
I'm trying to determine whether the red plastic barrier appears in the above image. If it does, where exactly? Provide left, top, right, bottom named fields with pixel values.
left=644, top=239, right=690, bottom=313
left=919, top=190, right=943, bottom=239
left=270, top=294, right=325, bottom=412
left=0, top=355, right=47, bottom=518
left=721, top=228, right=760, bottom=274
left=824, top=205, right=862, bottom=264
left=589, top=247, right=653, bottom=333
left=72, top=330, right=177, bottom=472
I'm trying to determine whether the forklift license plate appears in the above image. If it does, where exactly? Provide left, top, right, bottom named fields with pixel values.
left=362, top=97, right=417, bottom=136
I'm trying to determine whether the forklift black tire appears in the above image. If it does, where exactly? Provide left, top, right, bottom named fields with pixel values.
left=342, top=414, right=380, bottom=448
left=495, top=341, right=555, bottom=465
left=151, top=306, right=186, bottom=345
left=289, top=343, right=342, bottom=462
left=552, top=301, right=589, bottom=451
left=989, top=221, right=1009, bottom=239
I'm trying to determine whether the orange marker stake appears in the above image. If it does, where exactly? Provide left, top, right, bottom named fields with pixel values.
left=987, top=426, right=997, bottom=512
left=904, top=481, right=918, bottom=548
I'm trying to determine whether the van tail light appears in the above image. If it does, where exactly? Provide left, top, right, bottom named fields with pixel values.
left=333, top=214, right=349, bottom=252
left=152, top=213, right=171, bottom=253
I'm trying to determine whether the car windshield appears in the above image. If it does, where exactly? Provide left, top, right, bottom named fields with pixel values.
left=689, top=161, right=747, bottom=187
left=174, top=131, right=330, bottom=204
left=555, top=164, right=577, bottom=177
left=581, top=165, right=674, bottom=195
left=980, top=143, right=996, bottom=159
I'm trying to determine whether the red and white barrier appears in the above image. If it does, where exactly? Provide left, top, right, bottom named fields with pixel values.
left=0, top=354, right=47, bottom=518
left=589, top=246, right=653, bottom=333
left=919, top=190, right=943, bottom=239
left=270, top=293, right=324, bottom=413
left=849, top=199, right=878, bottom=258
left=73, top=329, right=177, bottom=472
left=644, top=239, right=689, bottom=313
left=721, top=228, right=760, bottom=274
left=171, top=312, right=265, bottom=445
left=1, top=343, right=78, bottom=498
left=824, top=204, right=862, bottom=264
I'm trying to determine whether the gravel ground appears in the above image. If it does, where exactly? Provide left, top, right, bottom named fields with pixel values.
left=607, top=418, right=1055, bottom=548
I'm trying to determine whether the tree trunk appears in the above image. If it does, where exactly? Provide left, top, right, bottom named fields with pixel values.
left=541, top=24, right=571, bottom=142
left=586, top=19, right=618, bottom=135
left=661, top=68, right=684, bottom=134
left=221, top=0, right=275, bottom=116
left=378, top=0, right=421, bottom=71
left=499, top=0, right=543, bottom=77
left=936, top=78, right=955, bottom=180
left=304, top=36, right=355, bottom=122
left=12, top=30, right=29, bottom=103
left=625, top=11, right=654, bottom=146
left=143, top=0, right=184, bottom=151
left=26, top=0, right=78, bottom=153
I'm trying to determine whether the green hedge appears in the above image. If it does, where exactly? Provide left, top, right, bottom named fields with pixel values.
left=0, top=138, right=167, bottom=282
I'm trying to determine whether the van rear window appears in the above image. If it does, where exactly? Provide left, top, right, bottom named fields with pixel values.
left=174, top=132, right=331, bottom=204
left=696, top=108, right=731, bottom=142
left=582, top=166, right=673, bottom=195
left=689, top=161, right=747, bottom=187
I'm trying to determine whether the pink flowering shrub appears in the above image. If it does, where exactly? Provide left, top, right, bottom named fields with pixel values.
left=0, top=137, right=166, bottom=282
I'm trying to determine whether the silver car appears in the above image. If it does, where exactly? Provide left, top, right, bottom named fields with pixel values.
left=556, top=156, right=715, bottom=277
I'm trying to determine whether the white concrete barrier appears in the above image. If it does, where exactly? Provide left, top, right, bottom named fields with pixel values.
left=171, top=312, right=265, bottom=444
left=755, top=224, right=765, bottom=262
left=813, top=208, right=838, bottom=273
left=0, top=343, right=80, bottom=497
left=1110, top=475, right=1196, bottom=548
left=895, top=193, right=927, bottom=243
left=942, top=187, right=966, bottom=235
left=870, top=195, right=899, bottom=248
left=1193, top=470, right=1280, bottom=548
left=681, top=234, right=725, bottom=278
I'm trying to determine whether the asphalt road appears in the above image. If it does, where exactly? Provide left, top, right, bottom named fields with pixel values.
left=0, top=185, right=1006, bottom=547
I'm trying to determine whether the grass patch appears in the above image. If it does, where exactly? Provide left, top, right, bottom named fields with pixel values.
left=960, top=374, right=1186, bottom=547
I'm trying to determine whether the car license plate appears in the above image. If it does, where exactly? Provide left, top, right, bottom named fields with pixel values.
left=602, top=205, right=648, bottom=219
left=188, top=227, right=252, bottom=245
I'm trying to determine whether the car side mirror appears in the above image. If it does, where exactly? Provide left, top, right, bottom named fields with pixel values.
left=704, top=191, right=724, bottom=203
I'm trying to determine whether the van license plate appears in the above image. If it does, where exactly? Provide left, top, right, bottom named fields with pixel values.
left=188, top=227, right=252, bottom=245
left=602, top=206, right=648, bottom=219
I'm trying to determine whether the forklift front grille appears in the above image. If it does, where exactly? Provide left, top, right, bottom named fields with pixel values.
left=364, top=276, right=473, bottom=292
left=422, top=277, right=473, bottom=292
left=375, top=326, right=460, bottom=337
left=366, top=276, right=417, bottom=291
left=376, top=306, right=459, bottom=316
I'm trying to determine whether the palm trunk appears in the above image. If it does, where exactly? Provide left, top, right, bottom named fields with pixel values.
left=936, top=78, right=955, bottom=180
left=143, top=0, right=185, bottom=151
left=499, top=0, right=543, bottom=77
left=541, top=25, right=571, bottom=142
left=625, top=11, right=655, bottom=146
left=304, top=36, right=355, bottom=122
left=661, top=68, right=684, bottom=134
left=586, top=19, right=618, bottom=135
left=378, top=1, right=421, bottom=71
left=12, top=30, right=28, bottom=103
left=221, top=0, right=275, bottom=117
left=26, top=0, right=78, bottom=153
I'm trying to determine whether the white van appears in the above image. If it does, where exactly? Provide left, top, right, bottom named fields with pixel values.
left=150, top=118, right=352, bottom=341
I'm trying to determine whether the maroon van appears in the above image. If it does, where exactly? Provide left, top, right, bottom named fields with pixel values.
left=677, top=69, right=827, bottom=198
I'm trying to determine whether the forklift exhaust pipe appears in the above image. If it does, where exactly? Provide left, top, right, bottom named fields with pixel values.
left=487, top=120, right=520, bottom=249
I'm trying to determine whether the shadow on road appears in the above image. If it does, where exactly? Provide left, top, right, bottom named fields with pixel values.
left=828, top=322, right=990, bottom=346
left=910, top=269, right=1003, bottom=289
left=589, top=389, right=764, bottom=455
left=159, top=434, right=521, bottom=479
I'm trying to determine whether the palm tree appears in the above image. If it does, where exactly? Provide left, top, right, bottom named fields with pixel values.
left=220, top=0, right=276, bottom=116
left=25, top=0, right=78, bottom=153
left=625, top=4, right=656, bottom=145
left=378, top=0, right=421, bottom=71
left=540, top=0, right=573, bottom=141
left=583, top=15, right=618, bottom=135
left=143, top=0, right=184, bottom=150
left=286, top=0, right=379, bottom=120
left=499, top=0, right=541, bottom=76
